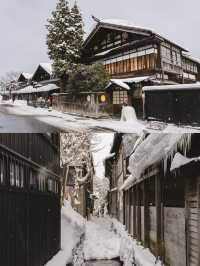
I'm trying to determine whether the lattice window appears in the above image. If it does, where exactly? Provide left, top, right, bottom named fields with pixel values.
left=113, top=90, right=128, bottom=104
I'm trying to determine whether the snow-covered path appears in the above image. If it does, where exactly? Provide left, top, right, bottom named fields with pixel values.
left=0, top=101, right=145, bottom=133
left=1, top=100, right=199, bottom=133
left=46, top=202, right=163, bottom=266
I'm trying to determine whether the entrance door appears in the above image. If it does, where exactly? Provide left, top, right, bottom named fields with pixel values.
left=186, top=182, right=199, bottom=266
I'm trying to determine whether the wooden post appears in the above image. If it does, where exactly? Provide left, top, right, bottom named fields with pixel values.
left=144, top=180, right=149, bottom=248
left=155, top=174, right=162, bottom=258
left=133, top=187, right=137, bottom=238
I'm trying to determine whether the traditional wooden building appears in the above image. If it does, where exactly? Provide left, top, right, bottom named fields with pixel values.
left=82, top=18, right=200, bottom=116
left=17, top=72, right=33, bottom=88
left=12, top=63, right=60, bottom=104
left=0, top=133, right=61, bottom=266
left=106, top=133, right=138, bottom=222
left=106, top=133, right=200, bottom=266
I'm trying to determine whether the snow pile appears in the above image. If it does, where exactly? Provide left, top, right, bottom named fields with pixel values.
left=121, top=133, right=191, bottom=190
left=121, top=106, right=137, bottom=122
left=170, top=152, right=200, bottom=171
left=111, top=218, right=162, bottom=266
left=83, top=217, right=121, bottom=261
left=45, top=201, right=85, bottom=266
left=83, top=217, right=161, bottom=266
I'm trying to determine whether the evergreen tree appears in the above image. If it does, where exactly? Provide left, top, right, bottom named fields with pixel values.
left=46, top=0, right=84, bottom=79
left=70, top=1, right=84, bottom=60
left=67, top=63, right=109, bottom=93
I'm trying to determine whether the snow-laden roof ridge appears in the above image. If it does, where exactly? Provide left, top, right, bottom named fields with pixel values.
left=84, top=17, right=188, bottom=52
left=39, top=62, right=53, bottom=75
left=21, top=72, right=33, bottom=80
left=100, top=18, right=154, bottom=33
left=182, top=52, right=200, bottom=65
left=143, top=83, right=200, bottom=91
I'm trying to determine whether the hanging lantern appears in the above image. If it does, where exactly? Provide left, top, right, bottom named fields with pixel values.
left=100, top=94, right=106, bottom=103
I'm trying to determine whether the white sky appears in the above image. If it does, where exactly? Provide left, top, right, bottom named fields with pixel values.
left=0, top=0, right=199, bottom=77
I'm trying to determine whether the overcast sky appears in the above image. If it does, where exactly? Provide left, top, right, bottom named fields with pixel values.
left=0, top=0, right=199, bottom=77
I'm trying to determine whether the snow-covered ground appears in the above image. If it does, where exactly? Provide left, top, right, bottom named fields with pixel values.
left=0, top=100, right=145, bottom=133
left=46, top=201, right=162, bottom=266
left=1, top=99, right=198, bottom=133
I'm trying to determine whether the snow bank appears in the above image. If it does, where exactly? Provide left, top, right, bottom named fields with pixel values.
left=121, top=106, right=137, bottom=122
left=45, top=201, right=85, bottom=266
left=111, top=218, right=162, bottom=266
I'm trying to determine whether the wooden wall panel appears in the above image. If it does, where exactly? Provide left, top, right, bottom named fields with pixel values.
left=164, top=207, right=186, bottom=266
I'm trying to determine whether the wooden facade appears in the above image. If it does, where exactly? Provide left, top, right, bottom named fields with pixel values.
left=82, top=19, right=200, bottom=116
left=0, top=134, right=61, bottom=266
left=106, top=133, right=200, bottom=266
left=12, top=64, right=60, bottom=104
left=143, top=84, right=200, bottom=124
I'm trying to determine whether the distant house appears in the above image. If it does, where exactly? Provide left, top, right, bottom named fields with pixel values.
left=105, top=133, right=200, bottom=266
left=32, top=63, right=55, bottom=85
left=12, top=63, right=60, bottom=103
left=0, top=133, right=61, bottom=266
left=82, top=18, right=200, bottom=116
left=17, top=72, right=33, bottom=87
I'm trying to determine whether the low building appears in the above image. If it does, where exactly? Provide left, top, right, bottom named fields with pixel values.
left=17, top=72, right=33, bottom=88
left=12, top=63, right=60, bottom=105
left=106, top=133, right=200, bottom=266
left=143, top=83, right=200, bottom=124
left=0, top=133, right=61, bottom=266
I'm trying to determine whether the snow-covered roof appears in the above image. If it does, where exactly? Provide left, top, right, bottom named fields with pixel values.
left=121, top=134, right=191, bottom=190
left=12, top=84, right=59, bottom=94
left=36, top=84, right=59, bottom=92
left=100, top=19, right=154, bottom=33
left=110, top=79, right=130, bottom=90
left=84, top=18, right=188, bottom=52
left=19, top=72, right=33, bottom=80
left=143, top=83, right=200, bottom=92
left=39, top=63, right=53, bottom=75
left=13, top=85, right=34, bottom=94
left=108, top=76, right=152, bottom=90
left=182, top=53, right=200, bottom=65
left=0, top=91, right=10, bottom=96
left=170, top=152, right=200, bottom=172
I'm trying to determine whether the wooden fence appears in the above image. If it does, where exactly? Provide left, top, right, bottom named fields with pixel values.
left=53, top=94, right=111, bottom=118
left=0, top=143, right=61, bottom=266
